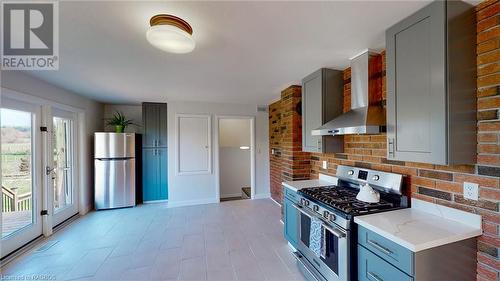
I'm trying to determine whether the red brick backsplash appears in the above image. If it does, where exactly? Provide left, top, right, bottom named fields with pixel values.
left=269, top=1, right=500, bottom=279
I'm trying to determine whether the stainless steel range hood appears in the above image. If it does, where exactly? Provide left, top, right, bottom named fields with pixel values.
left=312, top=50, right=386, bottom=136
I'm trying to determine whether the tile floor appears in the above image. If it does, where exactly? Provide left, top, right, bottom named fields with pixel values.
left=1, top=199, right=307, bottom=281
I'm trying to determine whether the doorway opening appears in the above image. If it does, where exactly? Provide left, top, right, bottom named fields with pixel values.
left=217, top=117, right=253, bottom=202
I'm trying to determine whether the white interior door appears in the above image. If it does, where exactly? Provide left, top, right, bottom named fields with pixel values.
left=50, top=108, right=78, bottom=226
left=1, top=98, right=43, bottom=258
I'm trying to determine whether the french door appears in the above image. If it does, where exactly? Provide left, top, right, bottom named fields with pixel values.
left=50, top=108, right=78, bottom=226
left=1, top=98, right=43, bottom=258
left=1, top=96, right=80, bottom=259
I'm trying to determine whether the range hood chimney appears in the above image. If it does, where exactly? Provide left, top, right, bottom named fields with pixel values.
left=312, top=50, right=386, bottom=136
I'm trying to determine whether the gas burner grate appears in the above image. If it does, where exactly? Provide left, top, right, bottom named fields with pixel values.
left=299, top=186, right=396, bottom=215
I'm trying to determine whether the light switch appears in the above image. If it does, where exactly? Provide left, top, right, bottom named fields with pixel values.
left=463, top=182, right=479, bottom=201
left=322, top=160, right=328, bottom=170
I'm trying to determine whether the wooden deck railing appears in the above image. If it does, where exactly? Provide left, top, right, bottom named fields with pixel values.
left=1, top=186, right=31, bottom=212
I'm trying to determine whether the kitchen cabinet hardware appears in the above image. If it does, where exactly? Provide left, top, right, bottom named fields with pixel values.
left=367, top=239, right=393, bottom=255
left=367, top=271, right=383, bottom=281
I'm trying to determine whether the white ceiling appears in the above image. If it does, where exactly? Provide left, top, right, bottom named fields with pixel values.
left=26, top=1, right=443, bottom=105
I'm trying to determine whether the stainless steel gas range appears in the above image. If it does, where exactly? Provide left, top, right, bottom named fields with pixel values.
left=293, top=165, right=408, bottom=281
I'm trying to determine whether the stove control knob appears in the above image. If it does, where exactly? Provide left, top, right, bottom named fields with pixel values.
left=347, top=170, right=355, bottom=176
left=372, top=175, right=380, bottom=181
left=323, top=211, right=329, bottom=219
left=313, top=205, right=319, bottom=212
left=304, top=200, right=310, bottom=207
left=329, top=213, right=336, bottom=221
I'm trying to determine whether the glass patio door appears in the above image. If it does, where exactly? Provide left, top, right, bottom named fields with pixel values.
left=50, top=109, right=78, bottom=227
left=1, top=98, right=43, bottom=258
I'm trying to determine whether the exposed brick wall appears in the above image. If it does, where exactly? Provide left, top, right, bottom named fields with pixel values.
left=269, top=100, right=283, bottom=202
left=269, top=86, right=311, bottom=203
left=269, top=1, right=499, bottom=278
left=309, top=2, right=500, bottom=280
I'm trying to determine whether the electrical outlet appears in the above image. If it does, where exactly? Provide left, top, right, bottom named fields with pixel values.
left=322, top=160, right=328, bottom=170
left=463, top=182, right=479, bottom=201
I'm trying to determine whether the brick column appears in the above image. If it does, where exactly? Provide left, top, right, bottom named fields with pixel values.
left=269, top=86, right=311, bottom=203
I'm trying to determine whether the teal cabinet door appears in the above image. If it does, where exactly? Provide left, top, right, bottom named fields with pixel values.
left=158, top=148, right=168, bottom=200
left=143, top=148, right=158, bottom=201
left=283, top=197, right=299, bottom=248
left=157, top=104, right=168, bottom=148
left=358, top=246, right=413, bottom=281
left=142, top=103, right=159, bottom=148
left=143, top=148, right=168, bottom=201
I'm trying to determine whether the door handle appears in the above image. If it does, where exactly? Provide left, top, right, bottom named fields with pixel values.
left=292, top=204, right=346, bottom=238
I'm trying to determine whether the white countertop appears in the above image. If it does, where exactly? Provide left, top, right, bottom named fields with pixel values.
left=354, top=198, right=482, bottom=252
left=282, top=174, right=338, bottom=192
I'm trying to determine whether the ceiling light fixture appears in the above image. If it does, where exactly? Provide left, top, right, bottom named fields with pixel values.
left=146, top=14, right=195, bottom=54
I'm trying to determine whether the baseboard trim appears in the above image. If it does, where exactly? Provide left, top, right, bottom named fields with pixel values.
left=270, top=197, right=282, bottom=207
left=168, top=198, right=218, bottom=208
left=143, top=199, right=169, bottom=204
left=253, top=193, right=271, bottom=200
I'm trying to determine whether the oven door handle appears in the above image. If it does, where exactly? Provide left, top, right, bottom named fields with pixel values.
left=292, top=203, right=346, bottom=239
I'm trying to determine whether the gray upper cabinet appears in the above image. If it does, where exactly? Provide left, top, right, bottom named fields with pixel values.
left=302, top=68, right=344, bottom=153
left=143, top=103, right=168, bottom=148
left=386, top=0, right=476, bottom=165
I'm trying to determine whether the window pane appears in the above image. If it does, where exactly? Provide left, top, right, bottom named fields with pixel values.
left=53, top=117, right=73, bottom=212
left=1, top=108, right=34, bottom=238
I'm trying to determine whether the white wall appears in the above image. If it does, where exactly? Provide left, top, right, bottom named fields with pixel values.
left=219, top=119, right=251, bottom=198
left=1, top=71, right=104, bottom=214
left=103, top=104, right=142, bottom=133
left=219, top=119, right=251, bottom=147
left=167, top=101, right=269, bottom=207
left=220, top=147, right=251, bottom=198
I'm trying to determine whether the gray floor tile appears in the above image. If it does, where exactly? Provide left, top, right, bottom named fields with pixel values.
left=2, top=199, right=306, bottom=281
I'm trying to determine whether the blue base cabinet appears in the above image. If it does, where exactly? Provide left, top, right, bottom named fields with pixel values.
left=357, top=225, right=477, bottom=281
left=143, top=148, right=168, bottom=201
left=358, top=246, right=413, bottom=281
left=283, top=185, right=299, bottom=249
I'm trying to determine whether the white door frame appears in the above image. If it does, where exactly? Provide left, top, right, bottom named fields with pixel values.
left=0, top=96, right=43, bottom=258
left=214, top=115, right=256, bottom=201
left=1, top=88, right=86, bottom=238
left=50, top=107, right=80, bottom=227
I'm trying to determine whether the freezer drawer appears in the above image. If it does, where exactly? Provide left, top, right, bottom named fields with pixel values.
left=95, top=133, right=135, bottom=158
left=95, top=158, right=136, bottom=209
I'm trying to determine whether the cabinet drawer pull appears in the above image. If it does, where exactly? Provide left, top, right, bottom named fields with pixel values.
left=367, top=239, right=393, bottom=255
left=368, top=271, right=383, bottom=281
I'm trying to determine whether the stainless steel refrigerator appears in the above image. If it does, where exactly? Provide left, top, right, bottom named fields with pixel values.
left=94, top=132, right=136, bottom=210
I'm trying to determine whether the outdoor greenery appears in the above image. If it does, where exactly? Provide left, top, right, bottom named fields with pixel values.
left=2, top=128, right=32, bottom=195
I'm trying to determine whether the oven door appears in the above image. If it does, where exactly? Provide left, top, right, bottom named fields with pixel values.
left=293, top=204, right=349, bottom=281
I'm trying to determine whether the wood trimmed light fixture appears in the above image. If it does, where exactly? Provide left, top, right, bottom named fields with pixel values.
left=146, top=14, right=195, bottom=54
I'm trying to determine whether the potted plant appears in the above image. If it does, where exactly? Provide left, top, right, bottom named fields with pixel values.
left=106, top=111, right=134, bottom=133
